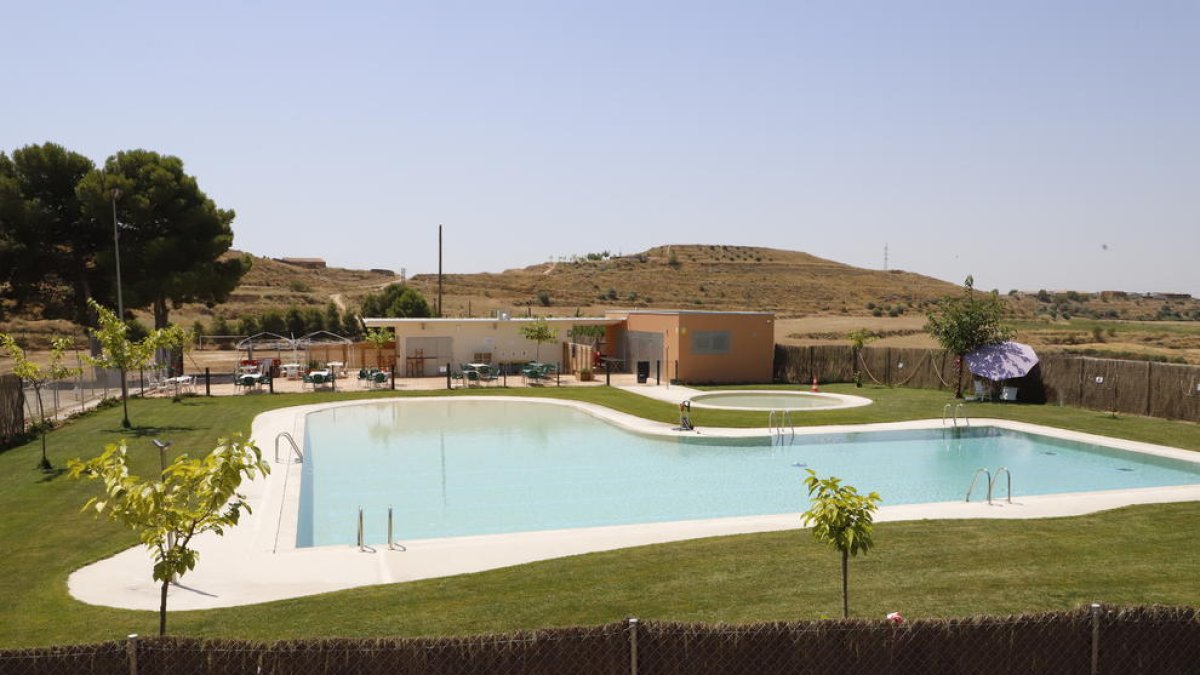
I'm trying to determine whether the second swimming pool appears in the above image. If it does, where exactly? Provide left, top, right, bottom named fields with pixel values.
left=297, top=399, right=1200, bottom=547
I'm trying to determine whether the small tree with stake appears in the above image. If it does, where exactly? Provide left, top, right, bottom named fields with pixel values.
left=84, top=299, right=192, bottom=427
left=801, top=470, right=881, bottom=618
left=364, top=328, right=393, bottom=369
left=925, top=276, right=1013, bottom=398
left=69, top=435, right=269, bottom=636
left=0, top=335, right=81, bottom=470
left=846, top=329, right=876, bottom=387
left=519, top=317, right=557, bottom=363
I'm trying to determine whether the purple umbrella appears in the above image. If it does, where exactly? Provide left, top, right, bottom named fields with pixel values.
left=964, top=341, right=1039, bottom=381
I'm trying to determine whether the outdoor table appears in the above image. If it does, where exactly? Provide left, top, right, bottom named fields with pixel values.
left=239, top=372, right=268, bottom=390
left=280, top=363, right=302, bottom=379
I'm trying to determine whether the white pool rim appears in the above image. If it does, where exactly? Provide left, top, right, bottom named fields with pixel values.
left=687, top=390, right=874, bottom=411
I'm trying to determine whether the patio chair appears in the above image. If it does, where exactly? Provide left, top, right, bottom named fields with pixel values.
left=479, top=364, right=499, bottom=386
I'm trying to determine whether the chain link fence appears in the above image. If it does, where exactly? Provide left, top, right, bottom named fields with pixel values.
left=1, top=606, right=1196, bottom=675
left=18, top=365, right=133, bottom=425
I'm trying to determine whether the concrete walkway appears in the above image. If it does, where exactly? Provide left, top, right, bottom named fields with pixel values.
left=68, top=392, right=1200, bottom=611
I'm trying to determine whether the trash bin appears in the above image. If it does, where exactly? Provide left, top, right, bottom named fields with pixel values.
left=636, top=361, right=650, bottom=383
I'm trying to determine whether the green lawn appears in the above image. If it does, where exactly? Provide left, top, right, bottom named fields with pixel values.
left=0, top=385, right=1197, bottom=647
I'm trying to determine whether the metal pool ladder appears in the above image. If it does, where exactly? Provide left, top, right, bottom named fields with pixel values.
left=275, top=432, right=304, bottom=463
left=769, top=409, right=794, bottom=445
left=965, top=467, right=1013, bottom=504
left=942, top=403, right=969, bottom=427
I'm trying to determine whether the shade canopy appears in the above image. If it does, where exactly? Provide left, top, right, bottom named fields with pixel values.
left=964, top=341, right=1039, bottom=381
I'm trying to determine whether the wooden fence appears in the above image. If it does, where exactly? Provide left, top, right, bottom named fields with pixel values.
left=775, top=345, right=1200, bottom=422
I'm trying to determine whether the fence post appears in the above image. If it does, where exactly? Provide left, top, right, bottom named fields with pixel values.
left=655, top=360, right=660, bottom=385
left=627, top=617, right=639, bottom=675
left=126, top=633, right=139, bottom=675
left=1090, top=602, right=1101, bottom=675
left=204, top=368, right=211, bottom=397
left=1145, top=362, right=1153, bottom=417
left=446, top=362, right=452, bottom=390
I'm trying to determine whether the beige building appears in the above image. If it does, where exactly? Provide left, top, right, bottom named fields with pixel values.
left=363, top=309, right=774, bottom=384
left=360, top=316, right=621, bottom=377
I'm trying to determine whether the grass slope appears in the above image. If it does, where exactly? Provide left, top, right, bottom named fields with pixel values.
left=0, top=386, right=1197, bottom=647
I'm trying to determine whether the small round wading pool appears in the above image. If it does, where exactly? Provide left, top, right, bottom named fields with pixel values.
left=688, top=390, right=873, bottom=411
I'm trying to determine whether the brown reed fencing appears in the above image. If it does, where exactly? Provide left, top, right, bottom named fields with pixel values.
left=1, top=606, right=1196, bottom=675
left=0, top=374, right=24, bottom=446
left=774, top=345, right=1200, bottom=423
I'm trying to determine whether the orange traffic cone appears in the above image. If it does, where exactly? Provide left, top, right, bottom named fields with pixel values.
left=811, top=375, right=819, bottom=392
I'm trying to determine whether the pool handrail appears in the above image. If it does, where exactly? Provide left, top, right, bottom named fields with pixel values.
left=965, top=467, right=992, bottom=502
left=275, top=432, right=303, bottom=463
left=990, top=467, right=1013, bottom=504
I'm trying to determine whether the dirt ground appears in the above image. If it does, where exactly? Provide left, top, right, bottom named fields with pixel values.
left=774, top=316, right=935, bottom=347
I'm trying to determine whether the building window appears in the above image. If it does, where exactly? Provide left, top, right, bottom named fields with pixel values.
left=692, top=330, right=731, bottom=355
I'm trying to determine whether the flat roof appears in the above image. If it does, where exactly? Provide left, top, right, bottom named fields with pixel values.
left=607, top=309, right=774, bottom=317
left=363, top=316, right=622, bottom=326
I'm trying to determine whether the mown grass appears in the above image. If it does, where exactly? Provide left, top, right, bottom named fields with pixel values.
left=0, top=385, right=1197, bottom=647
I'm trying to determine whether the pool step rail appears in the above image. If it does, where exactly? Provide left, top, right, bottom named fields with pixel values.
left=965, top=467, right=1013, bottom=504
left=274, top=432, right=303, bottom=463
left=769, top=409, right=795, bottom=445
left=942, top=403, right=969, bottom=428
left=387, top=507, right=407, bottom=551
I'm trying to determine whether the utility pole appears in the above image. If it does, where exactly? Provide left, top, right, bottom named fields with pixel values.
left=437, top=224, right=443, bottom=317
left=883, top=242, right=889, bottom=271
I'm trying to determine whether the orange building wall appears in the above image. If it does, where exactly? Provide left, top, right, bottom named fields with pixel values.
left=677, top=313, right=774, bottom=384
left=619, top=312, right=774, bottom=384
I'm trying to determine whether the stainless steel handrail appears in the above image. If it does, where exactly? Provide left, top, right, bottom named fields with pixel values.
left=965, top=468, right=992, bottom=502
left=274, top=432, right=303, bottom=463
left=989, top=467, right=1012, bottom=504
left=769, top=409, right=794, bottom=445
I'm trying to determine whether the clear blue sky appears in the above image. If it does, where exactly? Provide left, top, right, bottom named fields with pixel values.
left=4, top=1, right=1197, bottom=296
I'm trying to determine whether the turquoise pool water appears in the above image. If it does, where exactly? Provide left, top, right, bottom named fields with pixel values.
left=296, top=400, right=1200, bottom=547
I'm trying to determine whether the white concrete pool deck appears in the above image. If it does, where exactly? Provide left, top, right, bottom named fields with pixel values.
left=69, top=386, right=1200, bottom=611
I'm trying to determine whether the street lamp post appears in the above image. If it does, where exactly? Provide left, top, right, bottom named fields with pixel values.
left=112, top=188, right=130, bottom=428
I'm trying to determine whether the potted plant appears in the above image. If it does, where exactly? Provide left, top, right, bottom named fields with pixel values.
left=578, top=368, right=594, bottom=382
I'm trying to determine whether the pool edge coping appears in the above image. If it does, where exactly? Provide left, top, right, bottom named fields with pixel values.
left=66, top=395, right=1200, bottom=612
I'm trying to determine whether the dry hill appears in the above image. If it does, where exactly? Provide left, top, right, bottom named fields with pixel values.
left=406, top=244, right=959, bottom=319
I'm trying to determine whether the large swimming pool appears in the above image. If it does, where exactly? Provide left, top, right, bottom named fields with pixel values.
left=297, top=399, right=1200, bottom=547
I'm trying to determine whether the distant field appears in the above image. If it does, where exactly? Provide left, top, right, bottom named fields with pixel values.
left=777, top=316, right=1200, bottom=365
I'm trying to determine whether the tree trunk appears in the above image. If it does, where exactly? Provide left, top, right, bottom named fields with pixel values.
left=153, top=295, right=170, bottom=330
left=954, top=354, right=964, bottom=398
left=159, top=578, right=169, bottom=635
left=33, top=387, right=50, bottom=469
left=841, top=548, right=850, bottom=619
left=120, top=373, right=131, bottom=429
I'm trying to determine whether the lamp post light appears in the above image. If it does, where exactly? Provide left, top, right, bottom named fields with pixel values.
left=152, top=439, right=176, bottom=555
left=112, top=187, right=131, bottom=428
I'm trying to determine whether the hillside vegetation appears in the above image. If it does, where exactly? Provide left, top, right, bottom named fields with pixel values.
left=407, top=244, right=961, bottom=318
left=4, top=244, right=1199, bottom=364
